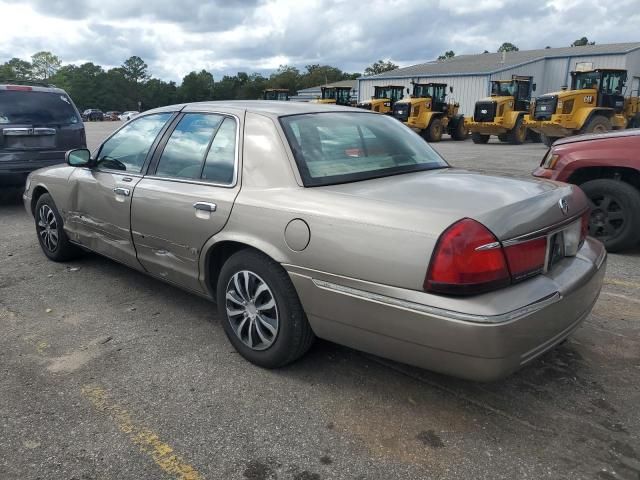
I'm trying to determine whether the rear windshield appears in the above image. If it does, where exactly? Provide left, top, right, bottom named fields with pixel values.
left=280, top=112, right=448, bottom=186
left=0, top=90, right=80, bottom=125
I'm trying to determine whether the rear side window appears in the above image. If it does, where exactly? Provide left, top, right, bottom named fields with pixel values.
left=0, top=90, right=80, bottom=125
left=96, top=113, right=172, bottom=173
left=155, top=113, right=237, bottom=185
left=280, top=112, right=448, bottom=186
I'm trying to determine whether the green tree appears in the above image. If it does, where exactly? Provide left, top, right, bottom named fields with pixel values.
left=0, top=58, right=32, bottom=81
left=267, top=65, right=302, bottom=93
left=364, top=59, right=398, bottom=76
left=121, top=56, right=149, bottom=84
left=437, top=51, right=456, bottom=61
left=497, top=42, right=519, bottom=52
left=179, top=70, right=215, bottom=102
left=572, top=37, right=595, bottom=46
left=30, top=51, right=61, bottom=80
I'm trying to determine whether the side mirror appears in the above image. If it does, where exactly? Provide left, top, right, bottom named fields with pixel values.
left=532, top=83, right=537, bottom=92
left=66, top=148, right=91, bottom=167
left=449, top=86, right=453, bottom=93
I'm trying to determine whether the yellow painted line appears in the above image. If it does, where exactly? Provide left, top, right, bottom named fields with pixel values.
left=605, top=278, right=640, bottom=289
left=35, top=341, right=49, bottom=355
left=81, top=385, right=203, bottom=480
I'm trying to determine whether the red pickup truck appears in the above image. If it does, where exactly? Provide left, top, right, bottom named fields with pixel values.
left=533, top=130, right=640, bottom=252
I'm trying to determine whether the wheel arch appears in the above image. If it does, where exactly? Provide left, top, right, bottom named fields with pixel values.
left=200, top=236, right=290, bottom=300
left=31, top=185, right=50, bottom=215
left=577, top=108, right=615, bottom=129
left=567, top=166, right=640, bottom=190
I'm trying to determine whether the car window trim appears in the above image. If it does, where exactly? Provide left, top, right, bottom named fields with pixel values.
left=145, top=111, right=241, bottom=188
left=92, top=111, right=180, bottom=176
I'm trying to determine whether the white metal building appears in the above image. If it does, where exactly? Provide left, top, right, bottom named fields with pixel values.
left=358, top=42, right=640, bottom=115
left=291, top=79, right=358, bottom=102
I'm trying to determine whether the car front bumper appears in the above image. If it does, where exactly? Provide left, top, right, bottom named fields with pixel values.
left=287, top=237, right=606, bottom=381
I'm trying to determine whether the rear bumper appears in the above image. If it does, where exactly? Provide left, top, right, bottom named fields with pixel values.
left=287, top=237, right=606, bottom=381
left=0, top=153, right=66, bottom=185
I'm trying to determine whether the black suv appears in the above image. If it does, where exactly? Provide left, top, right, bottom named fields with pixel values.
left=0, top=82, right=86, bottom=187
left=82, top=109, right=104, bottom=121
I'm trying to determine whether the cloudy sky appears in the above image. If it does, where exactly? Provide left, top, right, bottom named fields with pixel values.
left=1, top=0, right=639, bottom=81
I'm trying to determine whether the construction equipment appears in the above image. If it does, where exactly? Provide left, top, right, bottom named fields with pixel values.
left=391, top=82, right=467, bottom=142
left=525, top=68, right=640, bottom=146
left=314, top=86, right=353, bottom=106
left=357, top=85, right=405, bottom=114
left=263, top=89, right=289, bottom=101
left=467, top=76, right=539, bottom=144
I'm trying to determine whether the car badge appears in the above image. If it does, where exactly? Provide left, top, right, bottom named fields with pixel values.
left=558, top=198, right=569, bottom=216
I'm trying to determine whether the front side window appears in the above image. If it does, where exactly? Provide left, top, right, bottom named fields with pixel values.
left=96, top=113, right=172, bottom=173
left=280, top=112, right=448, bottom=187
left=573, top=72, right=600, bottom=90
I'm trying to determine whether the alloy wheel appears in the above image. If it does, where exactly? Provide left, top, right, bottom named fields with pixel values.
left=37, top=205, right=59, bottom=252
left=225, top=270, right=279, bottom=351
left=588, top=194, right=626, bottom=241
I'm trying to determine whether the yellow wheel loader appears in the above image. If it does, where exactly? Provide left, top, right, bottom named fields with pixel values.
left=391, top=83, right=467, bottom=142
left=357, top=85, right=405, bottom=114
left=467, top=76, right=539, bottom=145
left=263, top=89, right=289, bottom=101
left=525, top=68, right=640, bottom=146
left=313, top=86, right=353, bottom=106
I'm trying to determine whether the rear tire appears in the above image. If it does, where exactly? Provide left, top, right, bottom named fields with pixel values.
left=542, top=134, right=560, bottom=147
left=450, top=116, right=467, bottom=141
left=580, top=179, right=640, bottom=252
left=506, top=116, right=527, bottom=145
left=34, top=193, right=82, bottom=262
left=424, top=118, right=443, bottom=142
left=216, top=249, right=315, bottom=368
left=581, top=115, right=611, bottom=135
left=471, top=132, right=490, bottom=144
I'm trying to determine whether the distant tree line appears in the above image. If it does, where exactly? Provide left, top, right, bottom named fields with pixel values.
left=0, top=51, right=365, bottom=111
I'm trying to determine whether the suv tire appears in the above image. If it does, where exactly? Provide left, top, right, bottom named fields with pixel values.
left=34, top=193, right=82, bottom=261
left=581, top=179, right=640, bottom=252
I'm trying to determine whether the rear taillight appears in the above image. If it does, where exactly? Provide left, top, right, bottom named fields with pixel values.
left=425, top=219, right=549, bottom=296
left=425, top=218, right=511, bottom=295
left=503, top=238, right=547, bottom=281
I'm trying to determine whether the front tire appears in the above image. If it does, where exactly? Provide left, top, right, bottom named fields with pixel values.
left=450, top=116, right=467, bottom=141
left=424, top=118, right=443, bottom=142
left=581, top=115, right=611, bottom=135
left=34, top=193, right=82, bottom=262
left=506, top=116, right=527, bottom=145
left=471, top=132, right=490, bottom=144
left=581, top=179, right=640, bottom=252
left=216, top=249, right=315, bottom=368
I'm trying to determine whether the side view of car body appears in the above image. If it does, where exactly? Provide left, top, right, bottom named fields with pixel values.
left=82, top=109, right=104, bottom=121
left=119, top=111, right=139, bottom=121
left=0, top=82, right=85, bottom=187
left=105, top=111, right=121, bottom=121
left=533, top=129, right=640, bottom=252
left=23, top=102, right=606, bottom=381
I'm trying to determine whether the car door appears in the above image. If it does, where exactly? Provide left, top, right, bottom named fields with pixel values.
left=130, top=111, right=241, bottom=293
left=67, top=112, right=175, bottom=269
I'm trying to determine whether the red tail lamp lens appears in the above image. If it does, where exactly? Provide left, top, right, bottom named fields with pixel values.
left=425, top=218, right=511, bottom=295
left=503, top=237, right=547, bottom=281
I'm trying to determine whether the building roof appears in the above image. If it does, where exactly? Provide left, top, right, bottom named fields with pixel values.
left=297, top=79, right=358, bottom=94
left=364, top=42, right=640, bottom=79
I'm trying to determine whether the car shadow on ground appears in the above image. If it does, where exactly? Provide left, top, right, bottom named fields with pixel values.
left=0, top=187, right=23, bottom=206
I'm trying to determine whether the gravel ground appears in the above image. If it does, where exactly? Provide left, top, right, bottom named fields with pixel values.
left=0, top=121, right=638, bottom=480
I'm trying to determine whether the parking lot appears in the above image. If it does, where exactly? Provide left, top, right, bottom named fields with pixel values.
left=1, top=121, right=639, bottom=480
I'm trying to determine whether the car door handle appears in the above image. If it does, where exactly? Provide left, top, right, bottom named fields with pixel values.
left=113, top=187, right=130, bottom=196
left=193, top=202, right=217, bottom=212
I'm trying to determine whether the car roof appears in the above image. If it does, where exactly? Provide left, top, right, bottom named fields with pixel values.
left=553, top=128, right=640, bottom=146
left=143, top=100, right=361, bottom=118
left=0, top=83, right=68, bottom=94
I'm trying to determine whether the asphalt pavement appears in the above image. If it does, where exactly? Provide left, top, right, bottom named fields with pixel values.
left=0, top=121, right=638, bottom=480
